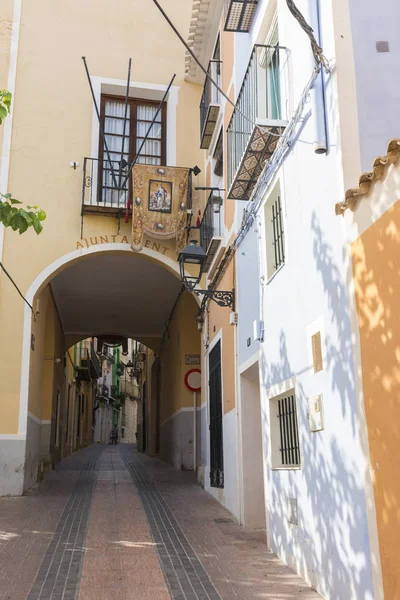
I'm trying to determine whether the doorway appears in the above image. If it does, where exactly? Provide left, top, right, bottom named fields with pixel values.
left=209, top=341, right=223, bottom=488
left=240, top=360, right=266, bottom=529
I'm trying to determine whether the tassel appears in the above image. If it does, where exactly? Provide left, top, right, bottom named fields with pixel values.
left=196, top=210, right=201, bottom=227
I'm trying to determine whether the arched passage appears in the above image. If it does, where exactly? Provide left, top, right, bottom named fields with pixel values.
left=19, top=244, right=201, bottom=492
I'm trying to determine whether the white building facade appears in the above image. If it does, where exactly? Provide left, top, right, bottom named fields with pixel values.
left=190, top=0, right=399, bottom=598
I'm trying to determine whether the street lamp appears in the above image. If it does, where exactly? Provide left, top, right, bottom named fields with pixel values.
left=178, top=240, right=206, bottom=291
left=178, top=240, right=235, bottom=311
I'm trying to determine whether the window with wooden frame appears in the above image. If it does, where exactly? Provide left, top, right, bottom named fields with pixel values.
left=98, top=95, right=167, bottom=206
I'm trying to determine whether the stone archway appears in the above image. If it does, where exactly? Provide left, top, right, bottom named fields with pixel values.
left=16, top=243, right=201, bottom=494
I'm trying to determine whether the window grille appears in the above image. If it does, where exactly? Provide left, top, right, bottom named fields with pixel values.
left=277, top=393, right=300, bottom=467
left=271, top=195, right=285, bottom=270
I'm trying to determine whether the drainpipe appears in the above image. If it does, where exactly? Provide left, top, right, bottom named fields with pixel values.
left=309, top=0, right=328, bottom=154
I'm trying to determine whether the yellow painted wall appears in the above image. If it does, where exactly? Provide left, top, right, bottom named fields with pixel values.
left=160, top=291, right=201, bottom=423
left=207, top=260, right=236, bottom=414
left=0, top=0, right=14, bottom=155
left=351, top=199, right=400, bottom=599
left=0, top=0, right=203, bottom=434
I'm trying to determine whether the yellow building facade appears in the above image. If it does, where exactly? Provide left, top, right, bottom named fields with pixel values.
left=0, top=0, right=204, bottom=495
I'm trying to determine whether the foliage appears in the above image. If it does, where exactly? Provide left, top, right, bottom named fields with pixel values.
left=0, top=90, right=12, bottom=125
left=0, top=90, right=46, bottom=234
left=0, top=193, right=46, bottom=234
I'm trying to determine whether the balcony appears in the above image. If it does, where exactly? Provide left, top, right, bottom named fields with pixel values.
left=224, top=0, right=258, bottom=33
left=120, top=378, right=140, bottom=399
left=82, top=158, right=194, bottom=215
left=200, top=61, right=222, bottom=150
left=227, top=45, right=289, bottom=201
left=200, top=191, right=223, bottom=272
left=76, top=341, right=102, bottom=381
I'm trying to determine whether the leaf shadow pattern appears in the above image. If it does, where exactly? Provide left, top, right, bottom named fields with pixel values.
left=258, top=214, right=375, bottom=599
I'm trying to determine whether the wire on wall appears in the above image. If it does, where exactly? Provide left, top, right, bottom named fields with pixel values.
left=0, top=261, right=33, bottom=311
left=159, top=285, right=186, bottom=355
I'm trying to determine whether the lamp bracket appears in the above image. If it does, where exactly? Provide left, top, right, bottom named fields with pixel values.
left=193, top=288, right=235, bottom=312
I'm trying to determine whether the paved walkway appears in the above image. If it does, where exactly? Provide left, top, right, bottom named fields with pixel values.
left=0, top=445, right=320, bottom=599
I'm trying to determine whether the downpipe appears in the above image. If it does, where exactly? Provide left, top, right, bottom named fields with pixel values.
left=309, top=0, right=328, bottom=154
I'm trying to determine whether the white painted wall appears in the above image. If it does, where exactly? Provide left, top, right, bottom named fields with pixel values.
left=204, top=408, right=240, bottom=519
left=233, top=0, right=376, bottom=598
left=348, top=0, right=400, bottom=171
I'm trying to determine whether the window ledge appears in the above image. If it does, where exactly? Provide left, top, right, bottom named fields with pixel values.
left=271, top=465, right=302, bottom=471
left=266, top=261, right=285, bottom=285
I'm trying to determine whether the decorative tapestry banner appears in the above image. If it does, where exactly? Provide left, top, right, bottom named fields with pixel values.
left=131, top=165, right=189, bottom=253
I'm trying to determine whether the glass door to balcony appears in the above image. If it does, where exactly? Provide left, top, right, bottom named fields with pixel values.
left=97, top=96, right=167, bottom=208
left=268, top=45, right=281, bottom=120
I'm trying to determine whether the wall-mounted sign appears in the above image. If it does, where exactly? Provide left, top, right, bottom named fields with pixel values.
left=75, top=234, right=170, bottom=256
left=312, top=331, right=323, bottom=373
left=184, top=369, right=201, bottom=393
left=185, top=354, right=200, bottom=365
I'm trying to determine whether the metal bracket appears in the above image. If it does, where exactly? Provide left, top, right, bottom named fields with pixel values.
left=194, top=288, right=235, bottom=313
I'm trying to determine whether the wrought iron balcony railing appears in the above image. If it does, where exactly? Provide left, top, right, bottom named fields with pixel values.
left=200, top=191, right=224, bottom=272
left=120, top=378, right=140, bottom=399
left=82, top=158, right=194, bottom=215
left=200, top=61, right=222, bottom=150
left=224, top=0, right=259, bottom=32
left=227, top=44, right=289, bottom=201
left=76, top=341, right=102, bottom=381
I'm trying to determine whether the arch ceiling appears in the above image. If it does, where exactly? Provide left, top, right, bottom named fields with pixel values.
left=50, top=253, right=183, bottom=341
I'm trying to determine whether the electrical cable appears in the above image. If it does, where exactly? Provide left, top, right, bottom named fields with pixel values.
left=159, top=285, right=185, bottom=354
left=150, top=0, right=271, bottom=133
left=285, top=0, right=330, bottom=72
left=0, top=261, right=33, bottom=311
left=207, top=67, right=320, bottom=294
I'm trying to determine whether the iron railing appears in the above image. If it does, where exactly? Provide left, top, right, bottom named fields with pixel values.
left=82, top=157, right=130, bottom=209
left=82, top=157, right=194, bottom=211
left=120, top=378, right=140, bottom=399
left=200, top=192, right=223, bottom=254
left=200, top=60, right=222, bottom=146
left=227, top=44, right=289, bottom=191
left=76, top=341, right=101, bottom=380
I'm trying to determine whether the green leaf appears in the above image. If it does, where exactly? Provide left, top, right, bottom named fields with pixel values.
left=10, top=198, right=22, bottom=205
left=0, top=106, right=7, bottom=121
left=33, top=219, right=43, bottom=235
left=18, top=209, right=33, bottom=226
left=38, top=209, right=46, bottom=221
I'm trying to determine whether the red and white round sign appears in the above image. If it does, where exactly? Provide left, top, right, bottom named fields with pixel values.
left=184, top=369, right=201, bottom=392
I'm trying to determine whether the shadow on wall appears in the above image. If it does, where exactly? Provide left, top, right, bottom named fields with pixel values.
left=259, top=213, right=374, bottom=599
left=350, top=200, right=400, bottom=598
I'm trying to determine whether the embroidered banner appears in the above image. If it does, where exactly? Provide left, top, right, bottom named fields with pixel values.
left=131, top=165, right=189, bottom=253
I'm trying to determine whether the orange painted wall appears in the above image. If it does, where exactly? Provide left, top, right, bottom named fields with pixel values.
left=221, top=29, right=235, bottom=232
left=351, top=199, right=400, bottom=599
left=208, top=260, right=236, bottom=414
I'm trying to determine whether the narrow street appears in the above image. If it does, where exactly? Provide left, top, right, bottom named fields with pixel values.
left=0, top=445, right=319, bottom=600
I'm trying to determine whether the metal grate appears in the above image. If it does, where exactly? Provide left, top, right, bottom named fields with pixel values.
left=271, top=195, right=285, bottom=270
left=209, top=341, right=224, bottom=488
left=277, top=394, right=300, bottom=466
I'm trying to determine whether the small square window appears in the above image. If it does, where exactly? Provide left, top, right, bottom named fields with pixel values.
left=265, top=182, right=285, bottom=280
left=270, top=389, right=301, bottom=469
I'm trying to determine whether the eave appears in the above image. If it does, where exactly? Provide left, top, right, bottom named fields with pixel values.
left=185, top=0, right=224, bottom=84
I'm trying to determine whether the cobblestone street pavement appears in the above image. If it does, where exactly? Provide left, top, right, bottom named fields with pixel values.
left=0, top=445, right=320, bottom=599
